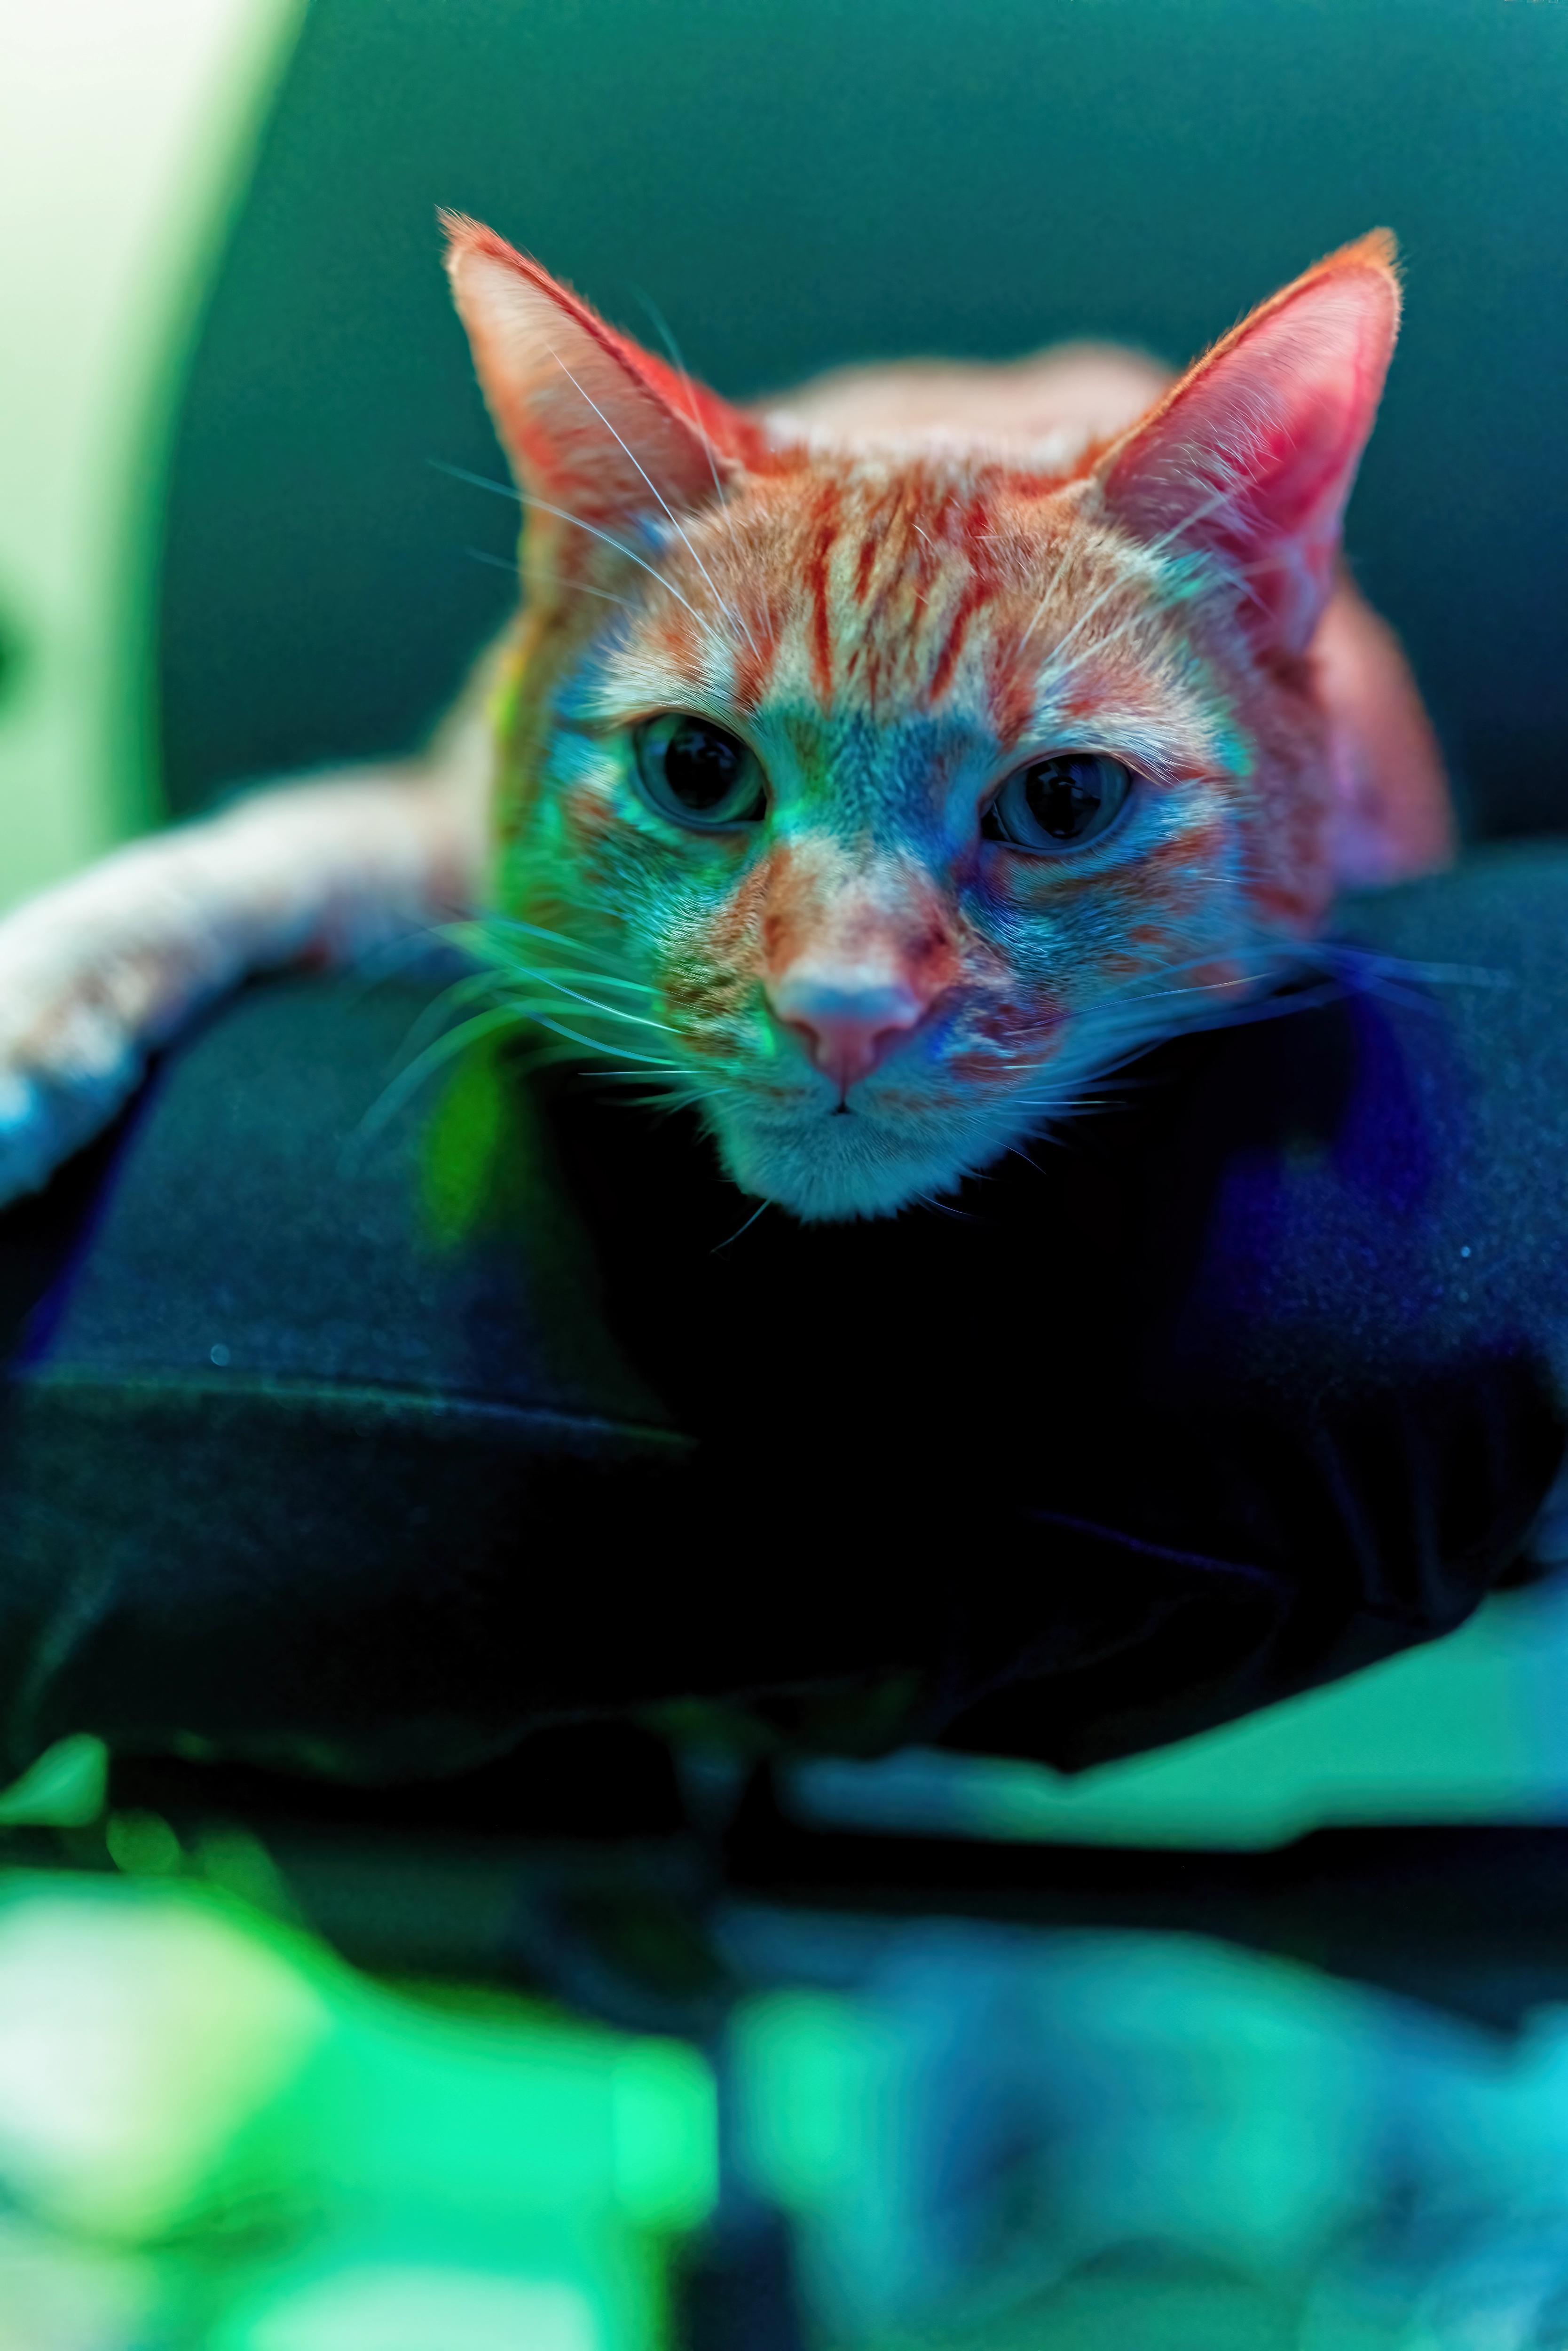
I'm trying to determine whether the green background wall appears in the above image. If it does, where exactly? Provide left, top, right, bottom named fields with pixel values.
left=160, top=0, right=1568, bottom=841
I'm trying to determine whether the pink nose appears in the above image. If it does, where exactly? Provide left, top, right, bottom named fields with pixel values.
left=768, top=972, right=927, bottom=1094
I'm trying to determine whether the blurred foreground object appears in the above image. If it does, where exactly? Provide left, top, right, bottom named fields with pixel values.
left=8, top=1863, right=1568, bottom=2347
left=0, top=1872, right=713, bottom=2350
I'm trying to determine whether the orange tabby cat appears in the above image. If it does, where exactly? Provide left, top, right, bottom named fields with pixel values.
left=0, top=222, right=1451, bottom=1221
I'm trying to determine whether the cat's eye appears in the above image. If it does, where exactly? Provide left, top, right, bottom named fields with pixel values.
left=632, top=713, right=767, bottom=829
left=982, top=752, right=1134, bottom=853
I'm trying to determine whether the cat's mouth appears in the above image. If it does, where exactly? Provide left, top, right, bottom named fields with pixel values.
left=700, top=1081, right=1024, bottom=1222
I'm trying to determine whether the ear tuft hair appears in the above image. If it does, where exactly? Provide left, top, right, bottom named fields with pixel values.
left=440, top=212, right=760, bottom=524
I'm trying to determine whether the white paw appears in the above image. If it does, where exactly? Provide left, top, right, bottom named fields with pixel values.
left=0, top=800, right=294, bottom=1213
left=0, top=851, right=215, bottom=1212
left=0, top=991, right=149, bottom=1210
left=0, top=765, right=476, bottom=1213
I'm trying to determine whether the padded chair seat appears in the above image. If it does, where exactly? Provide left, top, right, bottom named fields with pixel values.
left=2, top=843, right=1566, bottom=1790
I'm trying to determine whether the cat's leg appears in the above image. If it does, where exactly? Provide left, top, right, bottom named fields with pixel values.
left=0, top=751, right=488, bottom=1209
left=1315, top=571, right=1457, bottom=887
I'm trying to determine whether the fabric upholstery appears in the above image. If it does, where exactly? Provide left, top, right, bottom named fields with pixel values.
left=2, top=845, right=1565, bottom=1786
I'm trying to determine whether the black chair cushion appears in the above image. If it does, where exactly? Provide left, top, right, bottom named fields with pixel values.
left=3, top=843, right=1566, bottom=1789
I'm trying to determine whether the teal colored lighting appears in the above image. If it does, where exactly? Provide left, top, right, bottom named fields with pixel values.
left=219, top=2265, right=602, bottom=2351
left=784, top=1576, right=1568, bottom=1851
left=0, top=1872, right=717, bottom=2351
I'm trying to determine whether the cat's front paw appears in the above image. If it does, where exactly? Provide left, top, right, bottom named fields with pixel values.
left=0, top=828, right=257, bottom=1211
left=0, top=975, right=151, bottom=1210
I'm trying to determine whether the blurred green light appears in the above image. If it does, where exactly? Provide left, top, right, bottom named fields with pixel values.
left=611, top=2038, right=717, bottom=2232
left=0, top=1879, right=330, bottom=2241
left=0, top=1735, right=107, bottom=1830
left=221, top=2265, right=600, bottom=2351
left=105, top=1809, right=183, bottom=1875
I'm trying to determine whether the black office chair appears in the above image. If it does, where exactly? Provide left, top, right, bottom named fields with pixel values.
left=5, top=4, right=1568, bottom=2338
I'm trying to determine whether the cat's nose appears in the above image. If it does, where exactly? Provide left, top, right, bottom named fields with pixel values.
left=768, top=970, right=927, bottom=1093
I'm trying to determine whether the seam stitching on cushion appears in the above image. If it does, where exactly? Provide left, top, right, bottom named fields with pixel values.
left=3, top=1366, right=693, bottom=1450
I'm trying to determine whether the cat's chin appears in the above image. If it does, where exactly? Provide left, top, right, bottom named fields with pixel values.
left=705, top=1098, right=1029, bottom=1223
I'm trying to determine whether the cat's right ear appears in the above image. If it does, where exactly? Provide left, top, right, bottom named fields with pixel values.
left=441, top=213, right=757, bottom=528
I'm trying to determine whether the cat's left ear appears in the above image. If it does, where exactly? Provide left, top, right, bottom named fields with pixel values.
left=441, top=212, right=758, bottom=526
left=1090, top=231, right=1401, bottom=657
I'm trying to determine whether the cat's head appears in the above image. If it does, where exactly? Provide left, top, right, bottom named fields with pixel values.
left=444, top=217, right=1401, bottom=1220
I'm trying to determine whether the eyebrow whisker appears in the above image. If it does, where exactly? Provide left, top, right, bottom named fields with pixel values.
left=545, top=346, right=759, bottom=662
left=430, top=456, right=718, bottom=637
left=632, top=289, right=765, bottom=662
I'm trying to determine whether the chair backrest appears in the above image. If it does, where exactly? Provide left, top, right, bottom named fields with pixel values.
left=160, top=0, right=1568, bottom=842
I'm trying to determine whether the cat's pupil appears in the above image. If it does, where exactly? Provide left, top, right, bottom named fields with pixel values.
left=664, top=718, right=744, bottom=811
left=981, top=751, right=1132, bottom=853
left=1024, top=757, right=1105, bottom=839
left=633, top=712, right=764, bottom=829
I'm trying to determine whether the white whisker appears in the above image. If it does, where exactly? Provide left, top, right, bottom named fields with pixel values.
left=429, top=455, right=716, bottom=635
left=632, top=290, right=764, bottom=661
left=507, top=1008, right=693, bottom=1067
left=464, top=544, right=634, bottom=612
left=496, top=973, right=676, bottom=1033
left=451, top=912, right=641, bottom=969
left=1029, top=466, right=1261, bottom=687
left=357, top=1002, right=535, bottom=1141
left=712, top=1197, right=771, bottom=1251
left=545, top=346, right=757, bottom=661
left=1018, top=529, right=1087, bottom=653
left=431, top=458, right=519, bottom=501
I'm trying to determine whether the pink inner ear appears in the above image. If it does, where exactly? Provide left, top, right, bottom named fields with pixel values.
left=442, top=214, right=763, bottom=523
left=1098, top=242, right=1401, bottom=656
